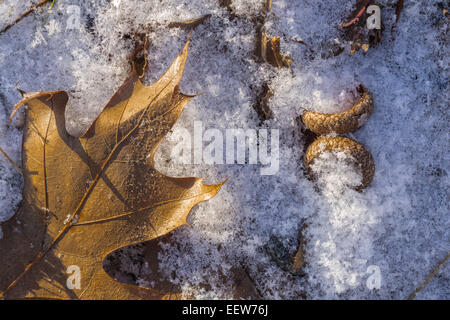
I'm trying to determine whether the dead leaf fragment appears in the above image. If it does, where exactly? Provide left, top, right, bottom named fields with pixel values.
left=168, top=14, right=211, bottom=30
left=0, top=0, right=52, bottom=34
left=340, top=0, right=370, bottom=28
left=0, top=41, right=224, bottom=300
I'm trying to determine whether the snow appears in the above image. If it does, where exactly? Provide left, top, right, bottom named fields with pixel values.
left=0, top=97, right=22, bottom=226
left=0, top=0, right=448, bottom=299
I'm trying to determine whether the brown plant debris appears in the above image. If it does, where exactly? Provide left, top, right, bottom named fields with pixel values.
left=168, top=14, right=212, bottom=30
left=265, top=223, right=308, bottom=277
left=256, top=30, right=293, bottom=68
left=395, top=0, right=404, bottom=25
left=340, top=0, right=384, bottom=55
left=253, top=83, right=273, bottom=121
left=0, top=146, right=22, bottom=175
left=304, top=136, right=375, bottom=191
left=302, top=85, right=374, bottom=135
left=0, top=0, right=53, bottom=34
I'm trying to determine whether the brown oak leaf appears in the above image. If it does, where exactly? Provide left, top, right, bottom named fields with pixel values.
left=0, top=40, right=225, bottom=300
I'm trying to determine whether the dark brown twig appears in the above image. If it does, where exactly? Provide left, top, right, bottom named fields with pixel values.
left=391, top=0, right=404, bottom=35
left=395, top=0, right=404, bottom=25
left=407, top=252, right=450, bottom=300
left=340, top=0, right=370, bottom=28
left=0, top=146, right=22, bottom=175
left=0, top=0, right=53, bottom=34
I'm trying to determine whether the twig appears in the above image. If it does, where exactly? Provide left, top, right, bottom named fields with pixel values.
left=340, top=0, right=370, bottom=28
left=0, top=146, right=22, bottom=175
left=0, top=0, right=52, bottom=34
left=168, top=14, right=211, bottom=29
left=407, top=252, right=450, bottom=300
left=394, top=0, right=404, bottom=24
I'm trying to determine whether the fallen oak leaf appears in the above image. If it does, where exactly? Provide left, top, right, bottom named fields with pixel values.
left=0, top=40, right=225, bottom=300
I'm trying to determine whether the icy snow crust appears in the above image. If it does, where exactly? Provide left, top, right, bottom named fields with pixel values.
left=0, top=0, right=448, bottom=299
